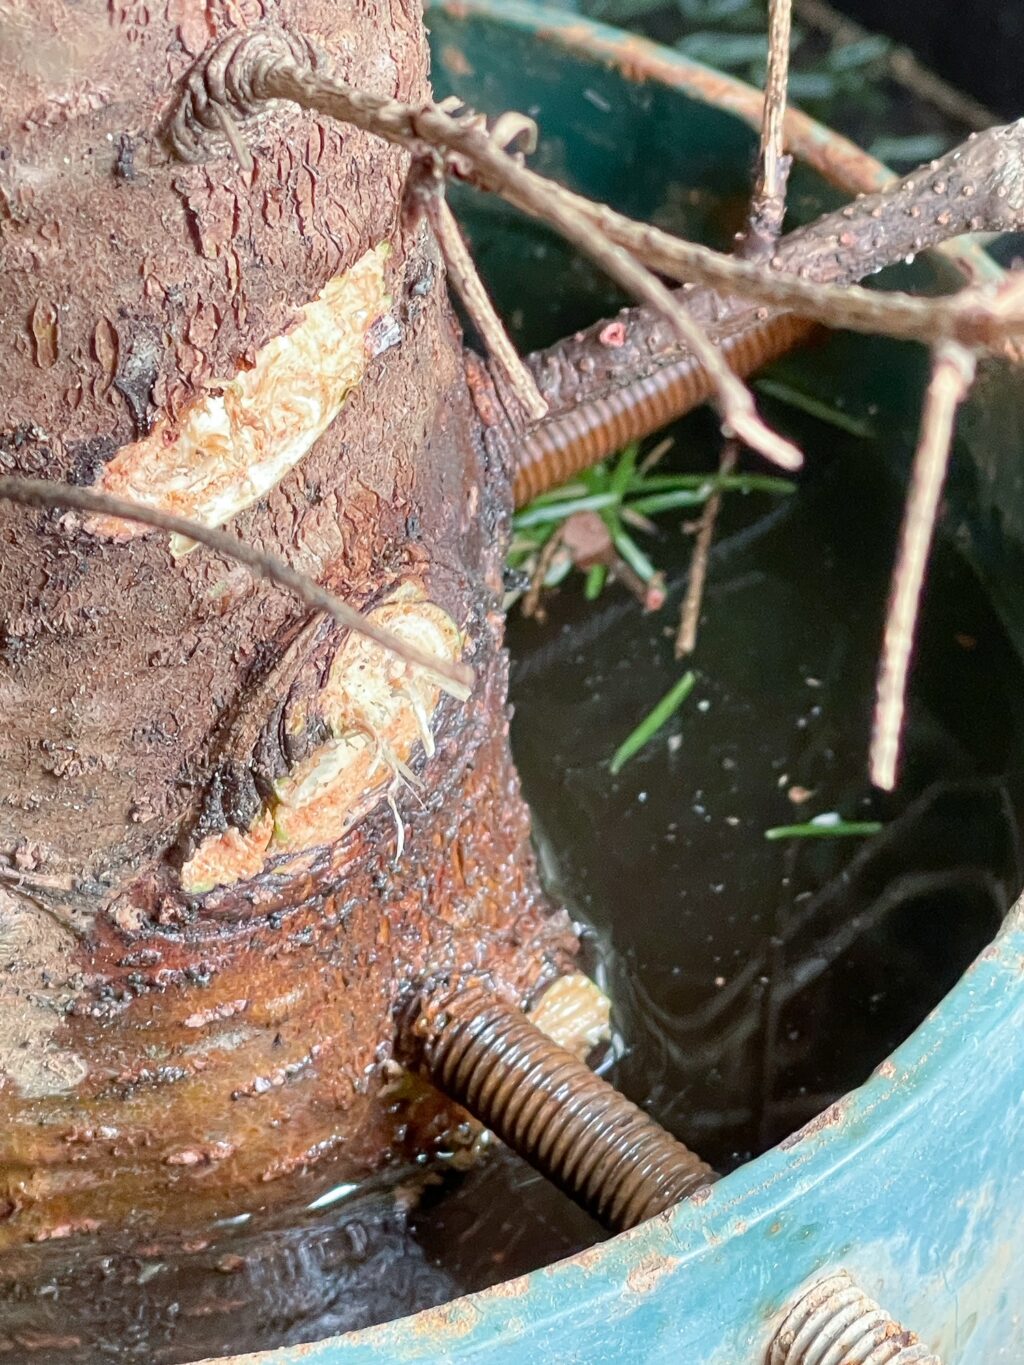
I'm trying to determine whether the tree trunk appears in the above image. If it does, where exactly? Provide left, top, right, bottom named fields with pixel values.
left=0, top=0, right=573, bottom=1248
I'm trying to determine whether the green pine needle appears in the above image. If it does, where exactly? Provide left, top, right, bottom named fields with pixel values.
left=765, top=819, right=882, bottom=841
left=755, top=379, right=874, bottom=438
left=584, top=563, right=608, bottom=600
left=610, top=671, right=697, bottom=775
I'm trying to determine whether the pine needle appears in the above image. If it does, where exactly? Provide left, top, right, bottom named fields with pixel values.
left=765, top=818, right=882, bottom=840
left=610, top=671, right=697, bottom=775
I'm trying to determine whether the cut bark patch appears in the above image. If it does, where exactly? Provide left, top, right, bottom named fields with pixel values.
left=181, top=588, right=463, bottom=893
left=85, top=245, right=390, bottom=552
left=177, top=809, right=275, bottom=899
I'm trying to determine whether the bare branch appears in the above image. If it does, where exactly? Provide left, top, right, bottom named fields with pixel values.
left=505, top=128, right=1024, bottom=452
left=524, top=140, right=1024, bottom=360
left=869, top=342, right=977, bottom=791
left=409, top=136, right=548, bottom=420
left=169, top=33, right=1024, bottom=461
left=680, top=0, right=791, bottom=652
left=742, top=0, right=793, bottom=259
left=521, top=159, right=1024, bottom=444
left=0, top=478, right=473, bottom=699
left=414, top=170, right=547, bottom=422
left=506, top=124, right=1024, bottom=492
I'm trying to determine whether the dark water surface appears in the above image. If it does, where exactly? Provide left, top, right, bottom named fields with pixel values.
left=507, top=426, right=1024, bottom=1170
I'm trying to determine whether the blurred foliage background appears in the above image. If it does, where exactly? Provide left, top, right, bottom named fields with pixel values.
left=535, top=0, right=981, bottom=169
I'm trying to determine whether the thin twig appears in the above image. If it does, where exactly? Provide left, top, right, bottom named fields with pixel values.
left=676, top=443, right=738, bottom=657
left=685, top=0, right=790, bottom=652
left=212, top=102, right=254, bottom=173
left=0, top=870, right=85, bottom=937
left=0, top=478, right=473, bottom=699
left=985, top=269, right=1024, bottom=364
left=869, top=341, right=977, bottom=790
left=425, top=192, right=547, bottom=421
left=742, top=0, right=793, bottom=259
left=521, top=530, right=564, bottom=622
left=519, top=174, right=803, bottom=470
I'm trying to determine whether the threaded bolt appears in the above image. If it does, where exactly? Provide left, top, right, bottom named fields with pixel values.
left=768, top=1271, right=942, bottom=1365
left=419, top=986, right=715, bottom=1232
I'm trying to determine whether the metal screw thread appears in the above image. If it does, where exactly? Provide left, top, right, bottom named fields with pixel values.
left=422, top=987, right=715, bottom=1232
left=768, top=1271, right=942, bottom=1365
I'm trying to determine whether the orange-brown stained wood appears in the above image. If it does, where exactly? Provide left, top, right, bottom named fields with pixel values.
left=0, top=2, right=574, bottom=1246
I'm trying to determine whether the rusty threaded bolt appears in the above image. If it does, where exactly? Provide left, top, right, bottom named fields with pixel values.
left=768, top=1271, right=943, bottom=1365
left=419, top=985, right=715, bottom=1232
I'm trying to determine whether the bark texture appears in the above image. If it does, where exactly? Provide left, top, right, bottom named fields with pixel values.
left=0, top=0, right=572, bottom=1246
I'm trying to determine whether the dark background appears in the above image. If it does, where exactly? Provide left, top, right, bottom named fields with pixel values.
left=838, top=0, right=1022, bottom=119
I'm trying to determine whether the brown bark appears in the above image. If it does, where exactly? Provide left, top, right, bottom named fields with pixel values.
left=0, top=1, right=572, bottom=1246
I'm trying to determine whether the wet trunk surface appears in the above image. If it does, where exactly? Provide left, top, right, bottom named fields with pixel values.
left=0, top=0, right=573, bottom=1250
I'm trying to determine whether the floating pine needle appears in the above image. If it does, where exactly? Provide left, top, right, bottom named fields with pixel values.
left=755, top=378, right=875, bottom=438
left=612, top=525, right=656, bottom=584
left=610, top=671, right=696, bottom=775
left=765, top=817, right=883, bottom=840
left=584, top=564, right=607, bottom=600
left=637, top=473, right=798, bottom=494
left=514, top=475, right=795, bottom=529
left=514, top=491, right=623, bottom=530
left=510, top=439, right=797, bottom=612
